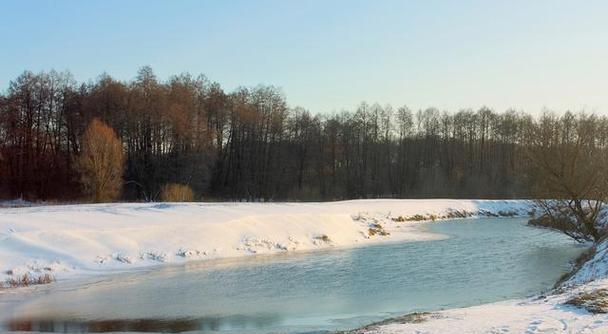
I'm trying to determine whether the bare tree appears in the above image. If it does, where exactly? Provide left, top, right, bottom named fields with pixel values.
left=3, top=67, right=608, bottom=203
left=527, top=112, right=608, bottom=242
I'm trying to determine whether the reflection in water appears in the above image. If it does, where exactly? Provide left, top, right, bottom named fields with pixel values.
left=0, top=218, right=585, bottom=333
left=8, top=314, right=283, bottom=333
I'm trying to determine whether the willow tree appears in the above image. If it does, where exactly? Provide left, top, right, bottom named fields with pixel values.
left=76, top=118, right=125, bottom=202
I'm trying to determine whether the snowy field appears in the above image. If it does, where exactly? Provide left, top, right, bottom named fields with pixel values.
left=2, top=199, right=608, bottom=333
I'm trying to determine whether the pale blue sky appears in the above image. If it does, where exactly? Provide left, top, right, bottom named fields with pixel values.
left=1, top=0, right=607, bottom=114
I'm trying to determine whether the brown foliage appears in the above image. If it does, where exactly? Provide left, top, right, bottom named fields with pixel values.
left=5, top=68, right=608, bottom=203
left=76, top=118, right=125, bottom=202
left=4, top=273, right=55, bottom=288
left=160, top=183, right=194, bottom=202
left=565, top=289, right=608, bottom=314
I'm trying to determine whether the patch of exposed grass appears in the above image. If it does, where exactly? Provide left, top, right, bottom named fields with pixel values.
left=393, top=209, right=508, bottom=223
left=314, top=234, right=331, bottom=243
left=444, top=210, right=472, bottom=219
left=392, top=216, right=407, bottom=222
left=393, top=213, right=441, bottom=222
left=407, top=214, right=426, bottom=221
left=392, top=209, right=513, bottom=222
left=565, top=289, right=608, bottom=313
left=4, top=273, right=55, bottom=288
left=368, top=223, right=390, bottom=237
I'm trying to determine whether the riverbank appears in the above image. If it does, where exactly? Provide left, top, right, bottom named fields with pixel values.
left=0, top=199, right=532, bottom=287
left=347, top=220, right=608, bottom=334
left=347, top=280, right=608, bottom=333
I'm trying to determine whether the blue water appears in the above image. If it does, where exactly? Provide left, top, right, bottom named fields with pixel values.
left=0, top=218, right=585, bottom=333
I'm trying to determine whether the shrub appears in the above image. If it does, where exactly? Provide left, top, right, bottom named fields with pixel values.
left=160, top=183, right=194, bottom=202
left=4, top=273, right=55, bottom=288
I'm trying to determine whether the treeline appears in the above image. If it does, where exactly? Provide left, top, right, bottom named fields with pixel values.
left=2, top=67, right=607, bottom=201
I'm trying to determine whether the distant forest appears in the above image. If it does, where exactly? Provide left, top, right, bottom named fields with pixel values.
left=1, top=67, right=607, bottom=201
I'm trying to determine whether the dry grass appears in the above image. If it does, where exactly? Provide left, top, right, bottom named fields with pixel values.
left=407, top=214, right=427, bottom=221
left=160, top=183, right=194, bottom=202
left=391, top=210, right=486, bottom=223
left=445, top=210, right=474, bottom=219
left=3, top=273, right=55, bottom=288
left=565, top=289, right=608, bottom=313
left=391, top=214, right=428, bottom=222
left=314, top=234, right=331, bottom=243
left=391, top=209, right=513, bottom=223
left=368, top=223, right=390, bottom=236
left=392, top=213, right=443, bottom=222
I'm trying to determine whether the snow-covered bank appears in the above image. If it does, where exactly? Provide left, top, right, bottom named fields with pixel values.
left=353, top=279, right=608, bottom=334
left=0, top=199, right=532, bottom=286
left=349, top=209, right=608, bottom=334
left=564, top=237, right=608, bottom=288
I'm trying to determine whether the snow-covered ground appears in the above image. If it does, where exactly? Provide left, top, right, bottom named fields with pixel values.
left=0, top=199, right=531, bottom=285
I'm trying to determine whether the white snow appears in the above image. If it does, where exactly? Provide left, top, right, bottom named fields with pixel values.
left=0, top=199, right=531, bottom=285
left=362, top=281, right=608, bottom=334
left=565, top=239, right=608, bottom=287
